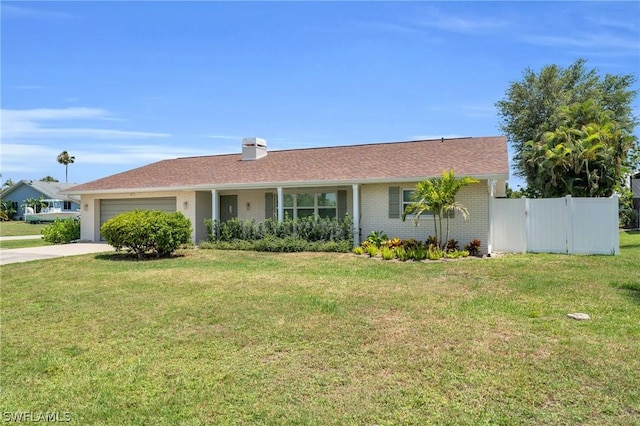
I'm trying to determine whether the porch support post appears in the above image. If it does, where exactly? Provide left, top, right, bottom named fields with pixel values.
left=352, top=184, right=360, bottom=247
left=277, top=187, right=284, bottom=222
left=211, top=189, right=219, bottom=222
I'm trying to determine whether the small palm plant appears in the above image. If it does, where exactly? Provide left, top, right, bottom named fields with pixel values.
left=402, top=169, right=478, bottom=250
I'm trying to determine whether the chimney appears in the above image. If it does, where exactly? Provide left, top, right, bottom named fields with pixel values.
left=241, top=137, right=267, bottom=161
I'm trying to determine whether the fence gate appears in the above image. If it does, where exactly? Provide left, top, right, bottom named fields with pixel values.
left=527, top=198, right=568, bottom=253
left=491, top=195, right=619, bottom=255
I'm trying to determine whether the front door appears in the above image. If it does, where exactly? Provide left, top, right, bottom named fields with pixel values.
left=219, top=195, right=238, bottom=222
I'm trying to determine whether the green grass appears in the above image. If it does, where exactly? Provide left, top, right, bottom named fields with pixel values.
left=0, top=221, right=47, bottom=237
left=0, top=238, right=51, bottom=249
left=1, top=232, right=639, bottom=425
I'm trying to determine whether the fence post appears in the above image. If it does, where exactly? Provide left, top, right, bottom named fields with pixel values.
left=612, top=194, right=620, bottom=255
left=566, top=195, right=573, bottom=254
left=524, top=196, right=530, bottom=252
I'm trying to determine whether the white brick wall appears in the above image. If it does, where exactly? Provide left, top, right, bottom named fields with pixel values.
left=82, top=184, right=489, bottom=252
left=359, top=182, right=489, bottom=253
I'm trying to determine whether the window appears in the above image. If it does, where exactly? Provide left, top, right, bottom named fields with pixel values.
left=402, top=189, right=417, bottom=215
left=63, top=201, right=72, bottom=210
left=281, top=192, right=337, bottom=219
left=402, top=188, right=454, bottom=218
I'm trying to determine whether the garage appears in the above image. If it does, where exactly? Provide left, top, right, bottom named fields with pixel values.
left=99, top=197, right=176, bottom=230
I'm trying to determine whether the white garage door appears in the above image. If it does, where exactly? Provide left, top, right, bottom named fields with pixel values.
left=100, top=197, right=176, bottom=229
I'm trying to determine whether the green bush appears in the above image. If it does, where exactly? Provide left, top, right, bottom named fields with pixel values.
left=101, top=210, right=192, bottom=259
left=380, top=246, right=395, bottom=260
left=200, top=237, right=352, bottom=253
left=205, top=215, right=353, bottom=253
left=41, top=218, right=80, bottom=244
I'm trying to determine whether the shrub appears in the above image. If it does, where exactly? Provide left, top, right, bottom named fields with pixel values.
left=395, top=247, right=410, bottom=261
left=401, top=238, right=422, bottom=250
left=425, top=235, right=439, bottom=248
left=352, top=246, right=365, bottom=255
left=464, top=239, right=482, bottom=257
left=101, top=210, right=192, bottom=259
left=380, top=246, right=395, bottom=260
left=206, top=215, right=353, bottom=247
left=366, top=230, right=388, bottom=248
left=365, top=244, right=379, bottom=258
left=41, top=218, right=80, bottom=244
left=411, top=246, right=429, bottom=261
left=444, top=250, right=470, bottom=259
left=445, top=239, right=459, bottom=252
left=426, top=245, right=444, bottom=260
left=384, top=237, right=402, bottom=249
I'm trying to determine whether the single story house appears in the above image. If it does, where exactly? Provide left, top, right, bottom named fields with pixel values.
left=0, top=180, right=81, bottom=220
left=65, top=136, right=509, bottom=253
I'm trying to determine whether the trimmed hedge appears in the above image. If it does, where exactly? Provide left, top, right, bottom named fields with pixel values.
left=101, top=210, right=192, bottom=259
left=200, top=237, right=352, bottom=253
left=204, top=216, right=353, bottom=252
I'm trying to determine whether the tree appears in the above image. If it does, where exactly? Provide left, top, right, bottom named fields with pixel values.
left=523, top=99, right=634, bottom=197
left=40, top=176, right=59, bottom=182
left=0, top=200, right=17, bottom=220
left=402, top=170, right=478, bottom=249
left=23, top=197, right=47, bottom=213
left=1, top=177, right=14, bottom=191
left=496, top=58, right=638, bottom=194
left=57, top=151, right=75, bottom=183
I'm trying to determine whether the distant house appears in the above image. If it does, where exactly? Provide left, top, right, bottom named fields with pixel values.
left=65, top=136, right=509, bottom=253
left=0, top=180, right=81, bottom=220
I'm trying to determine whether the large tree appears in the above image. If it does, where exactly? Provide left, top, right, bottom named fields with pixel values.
left=524, top=99, right=635, bottom=197
left=496, top=59, right=638, bottom=195
left=57, top=151, right=75, bottom=183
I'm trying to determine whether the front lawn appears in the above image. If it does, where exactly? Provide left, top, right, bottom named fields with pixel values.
left=1, top=232, right=639, bottom=424
left=0, top=221, right=47, bottom=237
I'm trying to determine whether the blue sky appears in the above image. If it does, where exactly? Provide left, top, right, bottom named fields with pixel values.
left=1, top=1, right=639, bottom=188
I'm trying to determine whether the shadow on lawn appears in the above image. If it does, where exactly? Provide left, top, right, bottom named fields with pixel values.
left=621, top=230, right=640, bottom=249
left=611, top=281, right=640, bottom=304
left=94, top=252, right=187, bottom=262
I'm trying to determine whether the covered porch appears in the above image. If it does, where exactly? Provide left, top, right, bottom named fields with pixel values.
left=193, top=184, right=361, bottom=245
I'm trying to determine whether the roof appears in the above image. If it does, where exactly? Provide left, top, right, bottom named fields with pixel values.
left=67, top=136, right=509, bottom=194
left=1, top=180, right=81, bottom=201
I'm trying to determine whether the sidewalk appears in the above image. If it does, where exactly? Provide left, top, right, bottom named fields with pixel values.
left=0, top=235, right=42, bottom=241
left=0, top=241, right=113, bottom=265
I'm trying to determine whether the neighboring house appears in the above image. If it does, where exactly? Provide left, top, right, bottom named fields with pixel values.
left=65, top=136, right=509, bottom=253
left=0, top=180, right=81, bottom=220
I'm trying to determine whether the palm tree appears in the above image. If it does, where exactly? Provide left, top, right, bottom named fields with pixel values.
left=57, top=151, right=75, bottom=183
left=402, top=169, right=478, bottom=249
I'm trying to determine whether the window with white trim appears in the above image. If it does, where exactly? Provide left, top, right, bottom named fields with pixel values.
left=402, top=189, right=417, bottom=216
left=282, top=192, right=337, bottom=219
left=402, top=188, right=454, bottom=218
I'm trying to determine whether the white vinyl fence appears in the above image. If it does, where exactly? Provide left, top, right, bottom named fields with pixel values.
left=491, top=195, right=619, bottom=255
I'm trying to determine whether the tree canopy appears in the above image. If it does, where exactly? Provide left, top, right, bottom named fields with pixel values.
left=57, top=151, right=75, bottom=183
left=496, top=58, right=638, bottom=197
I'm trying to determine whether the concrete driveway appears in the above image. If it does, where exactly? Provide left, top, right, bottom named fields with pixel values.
left=0, top=242, right=114, bottom=266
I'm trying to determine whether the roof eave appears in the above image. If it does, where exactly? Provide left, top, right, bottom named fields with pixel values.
left=63, top=173, right=510, bottom=195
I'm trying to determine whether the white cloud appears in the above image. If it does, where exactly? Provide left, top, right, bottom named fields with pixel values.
left=412, top=6, right=507, bottom=34
left=1, top=4, right=77, bottom=20
left=0, top=107, right=171, bottom=140
left=523, top=33, right=639, bottom=54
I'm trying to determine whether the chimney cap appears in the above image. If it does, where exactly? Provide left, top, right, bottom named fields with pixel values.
left=241, top=137, right=267, bottom=160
